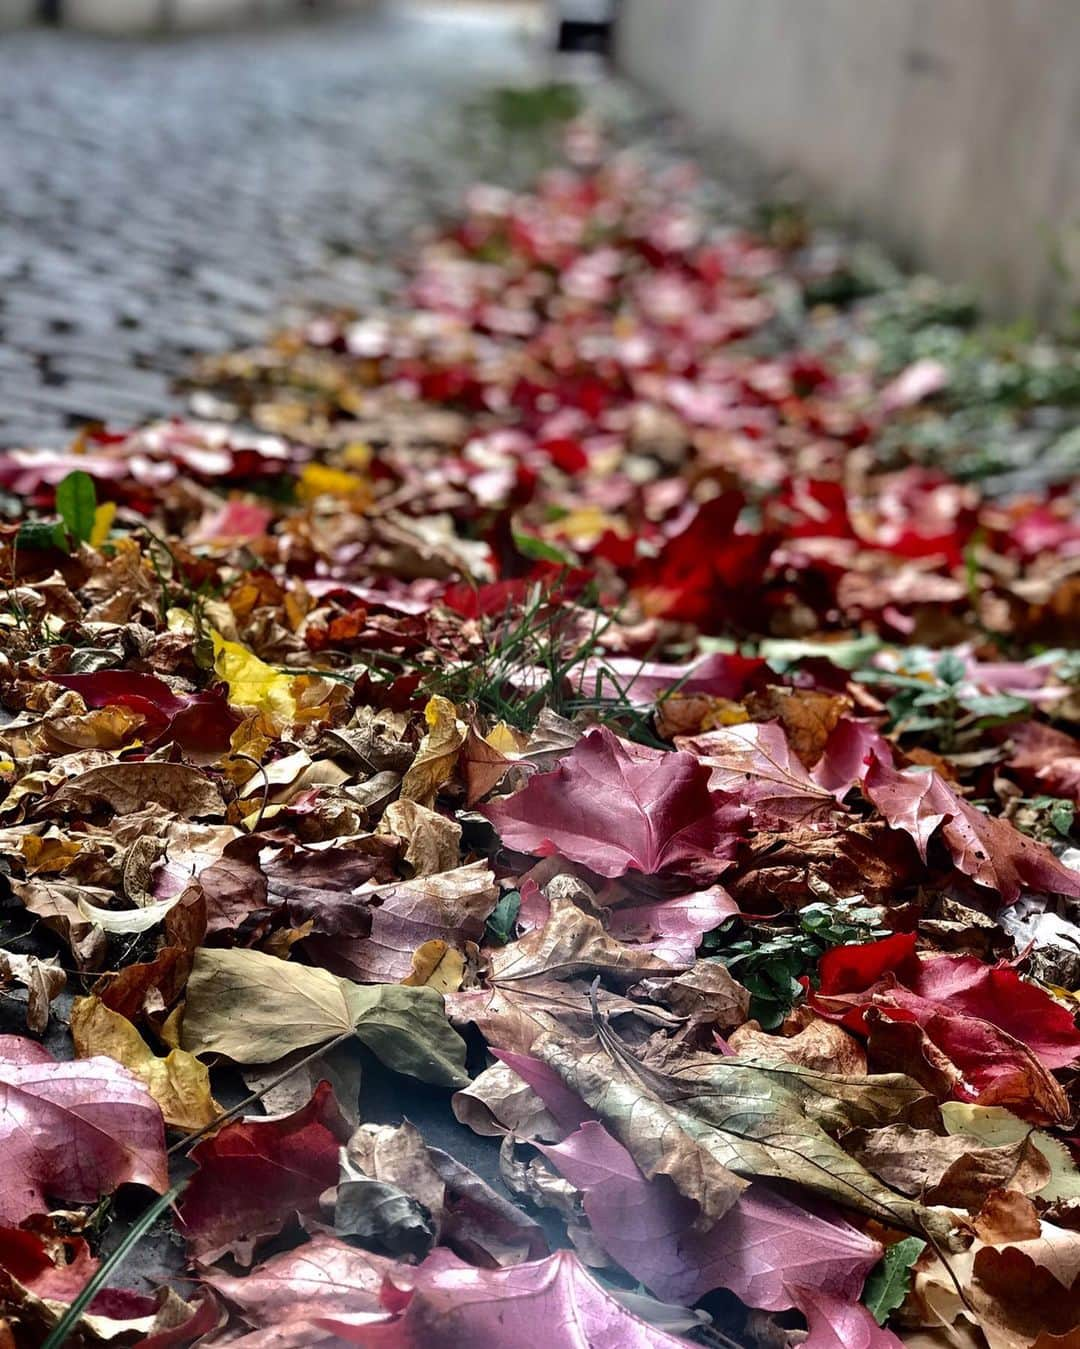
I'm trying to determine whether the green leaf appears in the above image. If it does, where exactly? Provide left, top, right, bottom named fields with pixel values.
left=1050, top=799, right=1075, bottom=838
left=934, top=651, right=966, bottom=685
left=537, top=1038, right=946, bottom=1239
left=16, top=519, right=69, bottom=552
left=959, top=692, right=1031, bottom=719
left=513, top=531, right=575, bottom=567
left=485, top=890, right=521, bottom=945
left=55, top=470, right=98, bottom=543
left=863, top=1236, right=926, bottom=1324
left=181, top=947, right=468, bottom=1089
left=345, top=983, right=469, bottom=1089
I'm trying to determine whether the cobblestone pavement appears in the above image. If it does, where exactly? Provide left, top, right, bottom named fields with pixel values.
left=0, top=1, right=546, bottom=447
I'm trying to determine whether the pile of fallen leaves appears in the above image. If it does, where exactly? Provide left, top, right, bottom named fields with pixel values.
left=1, top=123, right=1079, bottom=1349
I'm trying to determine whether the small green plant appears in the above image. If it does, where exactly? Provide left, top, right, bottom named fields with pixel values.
left=1000, top=794, right=1075, bottom=843
left=420, top=579, right=666, bottom=745
left=16, top=469, right=103, bottom=553
left=853, top=650, right=1030, bottom=751
left=488, top=84, right=583, bottom=132
left=485, top=890, right=521, bottom=946
left=708, top=899, right=890, bottom=1029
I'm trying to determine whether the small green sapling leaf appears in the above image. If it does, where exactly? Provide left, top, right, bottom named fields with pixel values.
left=55, top=470, right=98, bottom=544
left=863, top=1236, right=926, bottom=1324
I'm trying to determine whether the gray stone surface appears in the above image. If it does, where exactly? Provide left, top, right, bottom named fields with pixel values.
left=0, top=1, right=544, bottom=446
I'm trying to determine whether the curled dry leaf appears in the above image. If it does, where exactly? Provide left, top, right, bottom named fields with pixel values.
left=379, top=798, right=462, bottom=877
left=728, top=1013, right=868, bottom=1076
left=844, top=1122, right=1050, bottom=1208
left=402, top=940, right=467, bottom=992
left=50, top=761, right=226, bottom=818
left=0, top=951, right=64, bottom=1034
left=304, top=861, right=497, bottom=984
left=492, top=894, right=682, bottom=985
left=10, top=877, right=107, bottom=970
left=71, top=995, right=220, bottom=1132
left=742, top=685, right=852, bottom=769
left=400, top=695, right=466, bottom=806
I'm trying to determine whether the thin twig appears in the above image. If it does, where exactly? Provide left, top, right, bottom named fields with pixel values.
left=166, top=1027, right=355, bottom=1156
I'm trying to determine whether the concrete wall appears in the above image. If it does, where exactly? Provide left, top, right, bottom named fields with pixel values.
left=0, top=0, right=37, bottom=25
left=617, top=0, right=1080, bottom=321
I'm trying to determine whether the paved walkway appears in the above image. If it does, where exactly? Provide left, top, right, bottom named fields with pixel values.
left=0, top=1, right=544, bottom=446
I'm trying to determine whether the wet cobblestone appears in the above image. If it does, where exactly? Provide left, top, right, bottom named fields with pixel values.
left=0, top=2, right=542, bottom=445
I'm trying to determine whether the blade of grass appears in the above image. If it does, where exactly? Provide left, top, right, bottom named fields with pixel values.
left=42, top=1181, right=184, bottom=1349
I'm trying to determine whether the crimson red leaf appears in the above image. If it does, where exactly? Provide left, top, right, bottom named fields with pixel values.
left=863, top=756, right=1080, bottom=902
left=0, top=1227, right=98, bottom=1303
left=481, top=725, right=746, bottom=879
left=178, top=1080, right=350, bottom=1264
left=631, top=492, right=775, bottom=632
left=817, top=933, right=921, bottom=997
left=51, top=671, right=240, bottom=752
left=819, top=939, right=1080, bottom=1070
left=812, top=939, right=1080, bottom=1122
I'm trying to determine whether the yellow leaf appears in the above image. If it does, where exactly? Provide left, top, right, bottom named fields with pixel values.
left=485, top=721, right=527, bottom=755
left=342, top=441, right=373, bottom=470
left=552, top=505, right=628, bottom=545
left=89, top=501, right=117, bottom=548
left=19, top=835, right=83, bottom=876
left=212, top=631, right=297, bottom=725
left=71, top=996, right=220, bottom=1132
left=402, top=940, right=465, bottom=993
left=296, top=462, right=371, bottom=505
left=400, top=695, right=466, bottom=807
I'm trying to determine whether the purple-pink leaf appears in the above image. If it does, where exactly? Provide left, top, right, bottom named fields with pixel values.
left=676, top=721, right=838, bottom=826
left=206, top=1237, right=690, bottom=1347
left=481, top=725, right=746, bottom=879
left=792, top=1284, right=904, bottom=1348
left=539, top=1120, right=881, bottom=1309
left=0, top=1035, right=167, bottom=1223
left=605, top=884, right=739, bottom=963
